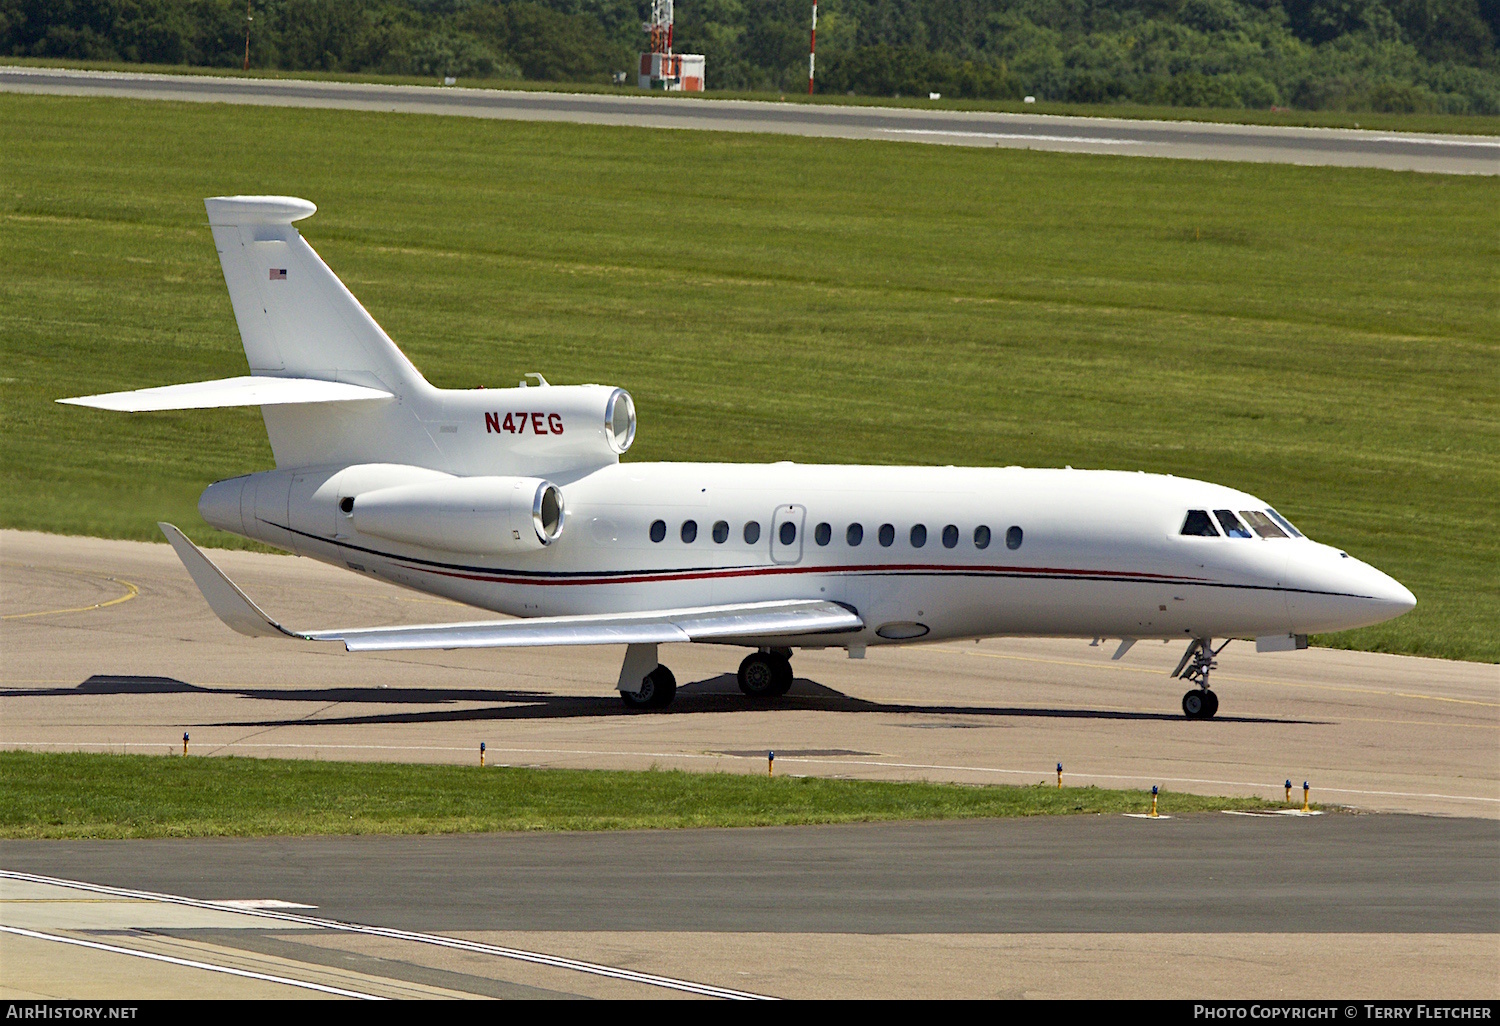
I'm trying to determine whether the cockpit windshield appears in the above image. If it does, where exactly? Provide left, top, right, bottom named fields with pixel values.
left=1214, top=510, right=1253, bottom=538
left=1181, top=510, right=1219, bottom=536
left=1239, top=510, right=1287, bottom=539
left=1265, top=507, right=1304, bottom=538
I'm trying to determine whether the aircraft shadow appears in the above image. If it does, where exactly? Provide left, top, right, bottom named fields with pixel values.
left=7, top=674, right=1323, bottom=727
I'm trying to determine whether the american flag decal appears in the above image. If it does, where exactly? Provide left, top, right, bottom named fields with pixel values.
left=269, top=268, right=287, bottom=280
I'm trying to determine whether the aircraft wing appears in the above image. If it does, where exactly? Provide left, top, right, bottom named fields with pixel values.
left=160, top=523, right=862, bottom=651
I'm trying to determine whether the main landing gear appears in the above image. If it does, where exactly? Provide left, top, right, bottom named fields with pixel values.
left=1172, top=637, right=1228, bottom=720
left=617, top=646, right=796, bottom=711
left=619, top=664, right=677, bottom=710
left=738, top=649, right=793, bottom=699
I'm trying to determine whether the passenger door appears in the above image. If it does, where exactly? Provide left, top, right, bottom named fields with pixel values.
left=770, top=504, right=806, bottom=564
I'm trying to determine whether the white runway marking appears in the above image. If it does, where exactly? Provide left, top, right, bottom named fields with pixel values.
left=5, top=738, right=1495, bottom=806
left=0, top=924, right=386, bottom=999
left=1372, top=135, right=1500, bottom=147
left=0, top=871, right=776, bottom=1000
left=877, top=128, right=1145, bottom=145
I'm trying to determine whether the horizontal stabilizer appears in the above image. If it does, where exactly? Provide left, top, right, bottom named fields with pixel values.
left=59, top=376, right=392, bottom=411
left=159, top=523, right=864, bottom=651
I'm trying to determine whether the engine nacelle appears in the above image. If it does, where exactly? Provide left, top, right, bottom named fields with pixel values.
left=351, top=475, right=565, bottom=554
left=422, top=383, right=636, bottom=478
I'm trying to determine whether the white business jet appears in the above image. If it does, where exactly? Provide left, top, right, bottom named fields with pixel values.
left=61, top=196, right=1415, bottom=718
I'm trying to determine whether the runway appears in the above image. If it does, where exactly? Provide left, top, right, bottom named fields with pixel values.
left=3, top=66, right=1496, bottom=175
left=3, top=530, right=1496, bottom=819
left=3, top=529, right=1499, bottom=998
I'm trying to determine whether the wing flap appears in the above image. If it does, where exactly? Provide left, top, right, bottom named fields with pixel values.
left=60, top=376, right=392, bottom=411
left=159, top=523, right=864, bottom=651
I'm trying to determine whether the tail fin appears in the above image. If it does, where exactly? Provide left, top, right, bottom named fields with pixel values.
left=205, top=196, right=427, bottom=393
left=205, top=196, right=441, bottom=469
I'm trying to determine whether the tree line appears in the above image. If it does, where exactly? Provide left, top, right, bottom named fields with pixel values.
left=3, top=0, right=1497, bottom=114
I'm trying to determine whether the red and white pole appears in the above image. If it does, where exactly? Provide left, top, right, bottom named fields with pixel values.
left=808, top=1, right=818, bottom=95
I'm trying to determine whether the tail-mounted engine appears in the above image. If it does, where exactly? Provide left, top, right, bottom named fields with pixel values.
left=351, top=475, right=564, bottom=553
left=423, top=382, right=636, bottom=478
left=200, top=463, right=569, bottom=556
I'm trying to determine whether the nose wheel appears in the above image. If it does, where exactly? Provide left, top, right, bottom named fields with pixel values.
left=620, top=665, right=677, bottom=710
left=1173, top=637, right=1228, bottom=719
left=738, top=651, right=793, bottom=698
left=1181, top=687, right=1219, bottom=719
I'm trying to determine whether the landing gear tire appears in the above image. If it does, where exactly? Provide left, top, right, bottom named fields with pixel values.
left=1182, top=688, right=1218, bottom=719
left=621, top=665, right=677, bottom=710
left=768, top=653, right=793, bottom=696
left=738, top=652, right=791, bottom=699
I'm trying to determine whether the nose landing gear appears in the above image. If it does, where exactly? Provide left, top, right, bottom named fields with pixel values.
left=1173, top=637, right=1228, bottom=719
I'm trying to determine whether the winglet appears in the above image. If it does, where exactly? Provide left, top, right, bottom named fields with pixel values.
left=158, top=523, right=303, bottom=639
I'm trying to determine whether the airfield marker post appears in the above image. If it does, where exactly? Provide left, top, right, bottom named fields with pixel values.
left=1057, top=763, right=1062, bottom=789
left=768, top=751, right=775, bottom=776
left=1149, top=785, right=1159, bottom=818
left=1285, top=779, right=1293, bottom=803
left=1302, top=781, right=1310, bottom=813
left=182, top=732, right=189, bottom=756
left=480, top=742, right=486, bottom=767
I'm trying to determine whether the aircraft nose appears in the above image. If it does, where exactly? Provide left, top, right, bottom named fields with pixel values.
left=1368, top=567, right=1417, bottom=618
left=1287, top=547, right=1416, bottom=633
left=1333, top=555, right=1416, bottom=626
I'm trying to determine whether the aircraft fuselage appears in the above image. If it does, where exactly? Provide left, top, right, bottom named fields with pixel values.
left=200, top=461, right=1414, bottom=652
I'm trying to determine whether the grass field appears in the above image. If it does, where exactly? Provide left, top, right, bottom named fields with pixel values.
left=1, top=92, right=1496, bottom=661
left=0, top=751, right=1290, bottom=839
left=8, top=56, right=1500, bottom=136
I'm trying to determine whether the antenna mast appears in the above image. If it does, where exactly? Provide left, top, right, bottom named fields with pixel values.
left=647, top=0, right=674, bottom=55
left=808, top=1, right=818, bottom=95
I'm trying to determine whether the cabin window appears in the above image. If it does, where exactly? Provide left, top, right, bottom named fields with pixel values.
left=1266, top=508, right=1304, bottom=538
left=1240, top=510, right=1287, bottom=539
left=942, top=524, right=959, bottom=549
left=1006, top=525, right=1023, bottom=550
left=910, top=524, right=927, bottom=548
left=712, top=520, right=729, bottom=544
left=779, top=521, right=797, bottom=545
left=814, top=522, right=831, bottom=546
left=743, top=521, right=761, bottom=544
left=1215, top=510, right=1253, bottom=538
left=1181, top=510, right=1218, bottom=537
left=974, top=525, right=991, bottom=549
left=681, top=520, right=698, bottom=543
left=650, top=519, right=666, bottom=543
left=847, top=523, right=864, bottom=546
left=878, top=523, right=895, bottom=547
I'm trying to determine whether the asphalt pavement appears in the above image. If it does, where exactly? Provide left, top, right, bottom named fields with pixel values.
left=3, top=814, right=1495, bottom=935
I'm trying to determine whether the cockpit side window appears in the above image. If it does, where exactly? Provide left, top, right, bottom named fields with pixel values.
left=1181, top=510, right=1218, bottom=537
left=1240, top=510, right=1287, bottom=538
left=1266, top=508, right=1304, bottom=538
left=1214, top=510, right=1253, bottom=538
